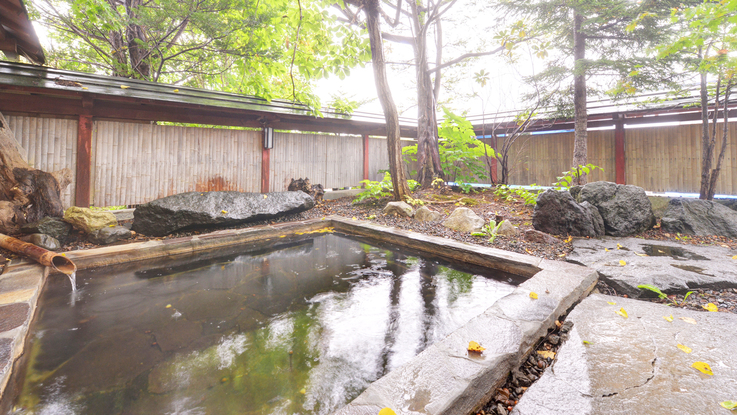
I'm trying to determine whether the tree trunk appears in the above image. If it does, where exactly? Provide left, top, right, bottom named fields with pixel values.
left=365, top=0, right=409, bottom=201
left=699, top=71, right=714, bottom=199
left=572, top=11, right=588, bottom=184
left=410, top=1, right=443, bottom=188
left=0, top=112, right=69, bottom=234
left=706, top=82, right=731, bottom=200
left=126, top=0, right=151, bottom=80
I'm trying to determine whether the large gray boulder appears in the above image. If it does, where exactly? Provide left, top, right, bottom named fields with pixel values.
left=576, top=181, right=655, bottom=236
left=88, top=225, right=132, bottom=245
left=414, top=206, right=442, bottom=222
left=533, top=189, right=604, bottom=237
left=132, top=191, right=314, bottom=236
left=661, top=198, right=737, bottom=238
left=383, top=201, right=414, bottom=217
left=19, top=233, right=61, bottom=251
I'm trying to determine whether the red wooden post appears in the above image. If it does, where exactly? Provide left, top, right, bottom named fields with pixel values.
left=614, top=114, right=626, bottom=184
left=75, top=114, right=93, bottom=207
left=363, top=134, right=369, bottom=181
left=261, top=128, right=270, bottom=193
left=488, top=134, right=498, bottom=183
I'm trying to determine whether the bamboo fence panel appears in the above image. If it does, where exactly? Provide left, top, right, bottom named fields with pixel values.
left=91, top=121, right=261, bottom=206
left=5, top=115, right=77, bottom=207
left=269, top=132, right=364, bottom=191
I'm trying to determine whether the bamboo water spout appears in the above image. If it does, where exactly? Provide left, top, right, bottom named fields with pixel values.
left=0, top=233, right=77, bottom=275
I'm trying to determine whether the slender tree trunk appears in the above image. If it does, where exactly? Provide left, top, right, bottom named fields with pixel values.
left=365, top=0, right=409, bottom=201
left=109, top=30, right=130, bottom=77
left=410, top=1, right=443, bottom=188
left=707, top=82, right=731, bottom=200
left=698, top=71, right=713, bottom=199
left=572, top=12, right=588, bottom=184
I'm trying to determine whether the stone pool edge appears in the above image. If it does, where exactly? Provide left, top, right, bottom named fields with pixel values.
left=0, top=216, right=597, bottom=412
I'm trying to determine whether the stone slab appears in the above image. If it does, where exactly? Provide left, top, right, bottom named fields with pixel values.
left=513, top=294, right=737, bottom=415
left=567, top=237, right=737, bottom=297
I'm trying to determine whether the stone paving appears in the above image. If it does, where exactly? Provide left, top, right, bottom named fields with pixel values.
left=567, top=237, right=737, bottom=297
left=512, top=294, right=737, bottom=415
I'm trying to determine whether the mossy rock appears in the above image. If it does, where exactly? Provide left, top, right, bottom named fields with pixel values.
left=459, top=197, right=480, bottom=207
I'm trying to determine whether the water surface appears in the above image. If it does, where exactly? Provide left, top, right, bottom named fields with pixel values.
left=9, top=233, right=517, bottom=415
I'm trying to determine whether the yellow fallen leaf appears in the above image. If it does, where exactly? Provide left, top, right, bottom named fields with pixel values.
left=605, top=248, right=610, bottom=252
left=558, top=253, right=566, bottom=257
left=677, top=344, right=692, bottom=353
left=732, top=255, right=737, bottom=260
left=537, top=350, right=555, bottom=359
left=607, top=301, right=616, bottom=305
left=529, top=292, right=538, bottom=299
left=279, top=235, right=286, bottom=238
left=173, top=89, right=180, bottom=92
left=635, top=252, right=648, bottom=257
left=615, top=307, right=628, bottom=318
left=352, top=216, right=357, bottom=220
left=679, top=317, right=697, bottom=325
left=564, top=235, right=572, bottom=243
left=582, top=340, right=593, bottom=345
left=692, top=361, right=713, bottom=376
left=165, top=304, right=172, bottom=308
left=663, top=315, right=674, bottom=322
left=221, top=210, right=228, bottom=214
left=703, top=303, right=718, bottom=312
left=720, top=401, right=737, bottom=410
left=120, top=85, right=129, bottom=89
left=263, top=195, right=267, bottom=199
left=221, top=266, right=225, bottom=270
left=299, top=388, right=306, bottom=394
left=82, top=87, right=89, bottom=90
left=619, top=260, right=627, bottom=266
left=468, top=341, right=486, bottom=353
left=617, top=243, right=623, bottom=249
left=378, top=408, right=397, bottom=415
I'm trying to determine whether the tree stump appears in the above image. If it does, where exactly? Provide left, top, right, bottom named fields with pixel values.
left=0, top=112, right=70, bottom=234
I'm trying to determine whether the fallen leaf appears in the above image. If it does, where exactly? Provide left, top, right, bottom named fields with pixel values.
left=352, top=216, right=357, bottom=220
left=279, top=235, right=286, bottom=238
left=677, top=344, right=692, bottom=353
left=692, top=361, right=713, bottom=376
left=720, top=401, right=737, bottom=410
left=173, top=89, right=180, bottom=92
left=221, top=210, right=228, bottom=214
left=263, top=195, right=267, bottom=199
left=617, top=243, right=623, bottom=249
left=679, top=317, right=697, bottom=325
left=468, top=341, right=486, bottom=354
left=379, top=408, right=397, bottom=415
left=605, top=248, right=610, bottom=252
left=720, top=244, right=729, bottom=248
left=635, top=252, right=648, bottom=257
left=564, top=235, right=572, bottom=243
left=82, top=87, right=89, bottom=90
left=555, top=320, right=562, bottom=328
left=619, top=260, right=627, bottom=266
left=299, top=388, right=306, bottom=394
left=607, top=301, right=616, bottom=305
left=537, top=350, right=556, bottom=359
left=703, top=303, right=719, bottom=312
left=732, top=255, right=737, bottom=260
left=165, top=304, right=172, bottom=308
left=120, top=85, right=129, bottom=89
left=582, top=340, right=593, bottom=345
left=529, top=292, right=538, bottom=299
left=615, top=307, right=628, bottom=318
left=525, top=248, right=533, bottom=254
left=663, top=315, right=674, bottom=322
left=558, top=253, right=567, bottom=257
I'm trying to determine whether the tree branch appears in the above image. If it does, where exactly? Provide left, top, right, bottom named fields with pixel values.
left=428, top=43, right=507, bottom=75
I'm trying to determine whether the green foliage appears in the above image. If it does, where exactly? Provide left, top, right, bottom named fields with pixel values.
left=353, top=172, right=419, bottom=203
left=30, top=0, right=369, bottom=110
left=471, top=219, right=505, bottom=243
left=402, top=108, right=496, bottom=188
left=637, top=284, right=667, bottom=299
left=553, top=164, right=604, bottom=189
left=494, top=185, right=539, bottom=206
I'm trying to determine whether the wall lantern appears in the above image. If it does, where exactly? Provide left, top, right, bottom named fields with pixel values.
left=264, top=127, right=274, bottom=149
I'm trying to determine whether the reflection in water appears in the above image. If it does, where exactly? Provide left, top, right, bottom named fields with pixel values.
left=9, top=234, right=516, bottom=415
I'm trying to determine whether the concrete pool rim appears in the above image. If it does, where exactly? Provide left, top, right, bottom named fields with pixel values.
left=0, top=216, right=598, bottom=414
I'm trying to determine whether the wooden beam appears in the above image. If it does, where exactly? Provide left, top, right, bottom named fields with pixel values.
left=363, top=134, right=369, bottom=181
left=261, top=128, right=270, bottom=193
left=76, top=114, right=93, bottom=207
left=614, top=115, right=625, bottom=184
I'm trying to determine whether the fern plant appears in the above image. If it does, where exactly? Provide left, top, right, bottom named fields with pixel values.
left=471, top=219, right=505, bottom=243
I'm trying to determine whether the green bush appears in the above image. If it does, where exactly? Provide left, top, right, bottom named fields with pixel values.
left=353, top=172, right=420, bottom=203
left=553, top=164, right=604, bottom=189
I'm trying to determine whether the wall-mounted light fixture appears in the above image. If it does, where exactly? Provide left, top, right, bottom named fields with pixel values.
left=264, top=127, right=274, bottom=149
